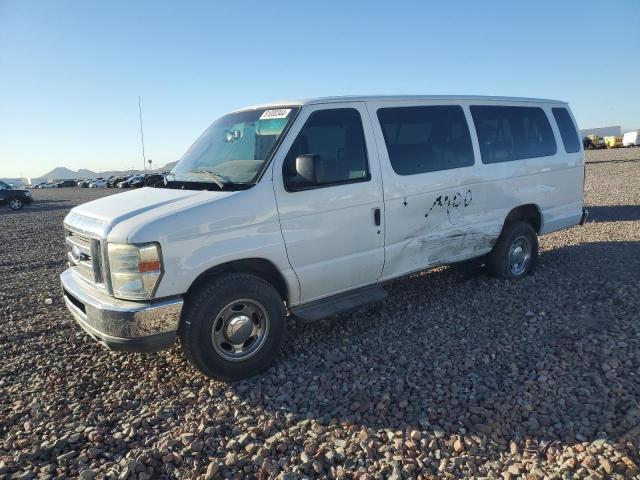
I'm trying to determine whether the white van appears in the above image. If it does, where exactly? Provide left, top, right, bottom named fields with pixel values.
left=623, top=131, right=640, bottom=147
left=61, top=95, right=587, bottom=380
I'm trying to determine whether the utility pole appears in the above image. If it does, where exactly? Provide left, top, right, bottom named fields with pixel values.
left=138, top=96, right=147, bottom=173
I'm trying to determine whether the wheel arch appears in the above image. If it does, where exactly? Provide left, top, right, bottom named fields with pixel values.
left=503, top=204, right=542, bottom=234
left=186, top=258, right=290, bottom=303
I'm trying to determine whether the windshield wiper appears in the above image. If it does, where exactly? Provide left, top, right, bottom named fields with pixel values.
left=185, top=170, right=232, bottom=189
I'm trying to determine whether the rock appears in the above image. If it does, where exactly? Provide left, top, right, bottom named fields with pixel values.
left=204, top=462, right=219, bottom=479
left=79, top=469, right=95, bottom=480
left=57, top=450, right=77, bottom=466
left=453, top=439, right=464, bottom=453
left=581, top=455, right=598, bottom=469
left=507, top=463, right=522, bottom=476
left=529, top=467, right=545, bottom=480
left=599, top=458, right=613, bottom=475
left=388, top=464, right=402, bottom=480
left=561, top=458, right=576, bottom=471
left=225, top=451, right=236, bottom=467
left=45, top=298, right=53, bottom=305
left=621, top=456, right=638, bottom=472
left=410, top=430, right=421, bottom=441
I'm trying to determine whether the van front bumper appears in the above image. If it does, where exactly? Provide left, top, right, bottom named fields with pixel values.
left=60, top=269, right=182, bottom=353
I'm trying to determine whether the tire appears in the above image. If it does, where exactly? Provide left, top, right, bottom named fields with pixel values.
left=180, top=273, right=287, bottom=381
left=486, top=221, right=538, bottom=279
left=8, top=198, right=24, bottom=210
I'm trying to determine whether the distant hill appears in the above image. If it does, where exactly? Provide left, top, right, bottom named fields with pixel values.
left=39, top=167, right=97, bottom=180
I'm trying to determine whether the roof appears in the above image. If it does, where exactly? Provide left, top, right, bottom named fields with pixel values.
left=236, top=95, right=567, bottom=112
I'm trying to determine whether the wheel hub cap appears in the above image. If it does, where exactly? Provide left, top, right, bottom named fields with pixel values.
left=508, top=236, right=531, bottom=275
left=226, top=315, right=253, bottom=344
left=211, top=299, right=270, bottom=362
left=511, top=246, right=525, bottom=265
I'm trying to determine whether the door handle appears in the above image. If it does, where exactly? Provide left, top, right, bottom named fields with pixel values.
left=374, top=208, right=381, bottom=226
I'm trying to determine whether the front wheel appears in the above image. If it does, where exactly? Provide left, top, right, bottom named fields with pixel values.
left=486, top=221, right=538, bottom=279
left=8, top=198, right=24, bottom=210
left=180, top=273, right=287, bottom=381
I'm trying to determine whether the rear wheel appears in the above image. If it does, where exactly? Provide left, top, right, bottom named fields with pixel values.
left=180, top=273, right=287, bottom=381
left=486, top=221, right=538, bottom=279
left=8, top=198, right=24, bottom=210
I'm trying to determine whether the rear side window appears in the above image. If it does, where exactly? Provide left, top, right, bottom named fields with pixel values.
left=471, top=106, right=557, bottom=163
left=377, top=105, right=474, bottom=175
left=283, top=108, right=370, bottom=191
left=552, top=107, right=580, bottom=153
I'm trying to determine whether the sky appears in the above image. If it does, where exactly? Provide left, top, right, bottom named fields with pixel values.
left=1, top=0, right=639, bottom=179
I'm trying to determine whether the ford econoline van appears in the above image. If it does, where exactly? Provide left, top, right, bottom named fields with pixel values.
left=61, top=95, right=587, bottom=380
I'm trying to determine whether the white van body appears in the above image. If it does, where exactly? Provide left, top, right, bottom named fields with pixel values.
left=61, top=95, right=587, bottom=379
left=623, top=131, right=640, bottom=147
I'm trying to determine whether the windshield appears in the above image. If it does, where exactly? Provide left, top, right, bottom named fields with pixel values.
left=171, top=107, right=299, bottom=187
left=0, top=181, right=10, bottom=190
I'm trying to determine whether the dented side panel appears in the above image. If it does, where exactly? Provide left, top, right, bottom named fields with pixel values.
left=365, top=99, right=584, bottom=281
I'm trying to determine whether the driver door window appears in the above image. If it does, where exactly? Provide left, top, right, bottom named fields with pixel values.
left=283, top=108, right=370, bottom=191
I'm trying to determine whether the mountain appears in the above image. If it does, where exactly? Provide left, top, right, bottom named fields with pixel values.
left=39, top=167, right=97, bottom=180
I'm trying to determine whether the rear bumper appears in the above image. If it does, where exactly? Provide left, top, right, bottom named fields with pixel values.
left=60, top=268, right=182, bottom=352
left=580, top=208, right=589, bottom=226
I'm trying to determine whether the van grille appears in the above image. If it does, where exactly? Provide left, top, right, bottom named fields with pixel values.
left=65, top=229, right=104, bottom=288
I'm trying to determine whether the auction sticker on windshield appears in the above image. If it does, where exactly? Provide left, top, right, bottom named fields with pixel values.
left=259, top=109, right=291, bottom=120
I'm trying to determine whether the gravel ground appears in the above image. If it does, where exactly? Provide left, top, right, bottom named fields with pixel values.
left=1, top=148, right=640, bottom=479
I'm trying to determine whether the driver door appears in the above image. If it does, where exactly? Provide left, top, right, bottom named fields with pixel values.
left=272, top=103, right=385, bottom=303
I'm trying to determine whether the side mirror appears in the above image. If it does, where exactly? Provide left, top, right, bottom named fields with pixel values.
left=295, top=154, right=319, bottom=185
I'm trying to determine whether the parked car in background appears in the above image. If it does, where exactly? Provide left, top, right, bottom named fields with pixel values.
left=108, top=175, right=129, bottom=188
left=143, top=174, right=166, bottom=187
left=128, top=176, right=146, bottom=188
left=0, top=180, right=33, bottom=210
left=61, top=95, right=587, bottom=381
left=40, top=182, right=59, bottom=188
left=89, top=179, right=109, bottom=188
left=130, top=174, right=164, bottom=188
left=117, top=175, right=143, bottom=188
left=623, top=131, right=640, bottom=147
left=56, top=180, right=77, bottom=188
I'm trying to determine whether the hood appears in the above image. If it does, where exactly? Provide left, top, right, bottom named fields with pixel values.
left=70, top=187, right=234, bottom=227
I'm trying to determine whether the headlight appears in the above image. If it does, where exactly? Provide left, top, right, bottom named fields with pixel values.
left=107, top=243, right=163, bottom=300
left=24, top=190, right=32, bottom=196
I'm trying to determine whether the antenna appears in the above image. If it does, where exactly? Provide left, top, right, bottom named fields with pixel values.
left=138, top=96, right=147, bottom=173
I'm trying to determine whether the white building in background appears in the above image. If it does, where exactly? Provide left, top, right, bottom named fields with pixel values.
left=580, top=126, right=621, bottom=138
